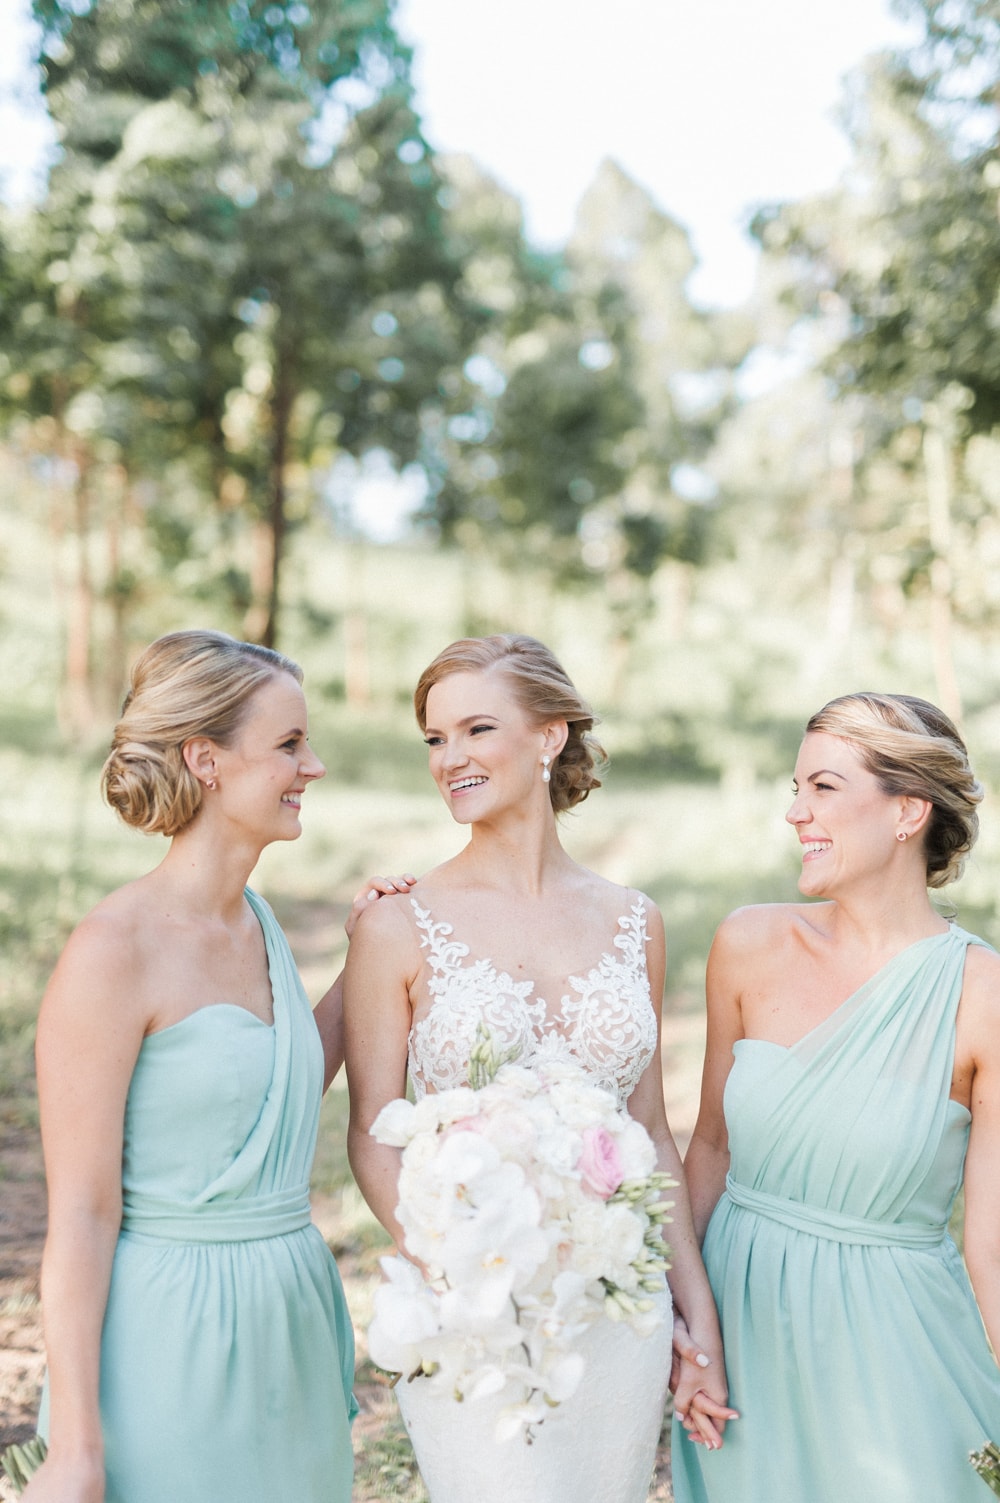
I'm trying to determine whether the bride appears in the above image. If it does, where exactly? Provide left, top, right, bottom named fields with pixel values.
left=344, top=634, right=734, bottom=1502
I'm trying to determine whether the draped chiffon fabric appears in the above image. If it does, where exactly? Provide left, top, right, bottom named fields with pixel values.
left=672, top=926, right=1000, bottom=1503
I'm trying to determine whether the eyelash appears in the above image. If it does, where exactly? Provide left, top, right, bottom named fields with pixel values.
left=424, top=725, right=495, bottom=747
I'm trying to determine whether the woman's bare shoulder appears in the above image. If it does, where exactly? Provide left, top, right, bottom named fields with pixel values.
left=60, top=878, right=157, bottom=965
left=713, top=901, right=829, bottom=959
left=40, top=879, right=162, bottom=1030
left=958, top=935, right=1000, bottom=1009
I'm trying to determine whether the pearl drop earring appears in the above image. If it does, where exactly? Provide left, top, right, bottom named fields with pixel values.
left=541, top=755, right=551, bottom=784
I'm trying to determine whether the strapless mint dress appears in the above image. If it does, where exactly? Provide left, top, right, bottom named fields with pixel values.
left=41, top=888, right=355, bottom=1502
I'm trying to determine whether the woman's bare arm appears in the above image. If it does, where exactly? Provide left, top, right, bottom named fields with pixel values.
left=313, top=874, right=416, bottom=1092
left=24, top=912, right=149, bottom=1503
left=626, top=899, right=737, bottom=1449
left=343, top=896, right=419, bottom=1249
left=958, top=946, right=1000, bottom=1358
left=683, top=910, right=750, bottom=1242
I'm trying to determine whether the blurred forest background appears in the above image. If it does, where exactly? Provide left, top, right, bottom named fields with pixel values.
left=2, top=0, right=1000, bottom=1496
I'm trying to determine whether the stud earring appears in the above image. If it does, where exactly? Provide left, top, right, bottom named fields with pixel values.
left=206, top=779, right=217, bottom=791
left=896, top=830, right=907, bottom=842
left=541, top=755, right=551, bottom=785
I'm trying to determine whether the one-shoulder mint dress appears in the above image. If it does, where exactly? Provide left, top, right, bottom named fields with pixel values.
left=673, top=927, right=1000, bottom=1503
left=40, top=888, right=356, bottom=1502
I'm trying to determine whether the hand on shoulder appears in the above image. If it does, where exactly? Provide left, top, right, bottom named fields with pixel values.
left=345, top=880, right=425, bottom=993
left=345, top=873, right=417, bottom=938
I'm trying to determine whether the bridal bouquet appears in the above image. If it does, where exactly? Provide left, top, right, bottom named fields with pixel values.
left=367, top=1033, right=674, bottom=1441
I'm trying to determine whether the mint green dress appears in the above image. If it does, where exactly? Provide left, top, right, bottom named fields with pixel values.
left=40, top=889, right=356, bottom=1502
left=673, top=927, right=1000, bottom=1503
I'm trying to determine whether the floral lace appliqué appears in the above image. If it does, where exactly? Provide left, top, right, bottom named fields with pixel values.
left=407, top=898, right=657, bottom=1108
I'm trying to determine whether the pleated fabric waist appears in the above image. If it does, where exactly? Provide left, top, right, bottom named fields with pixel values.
left=120, top=1184, right=312, bottom=1243
left=724, top=1174, right=947, bottom=1249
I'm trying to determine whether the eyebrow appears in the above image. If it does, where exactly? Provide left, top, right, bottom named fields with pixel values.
left=793, top=768, right=848, bottom=786
left=423, top=714, right=501, bottom=736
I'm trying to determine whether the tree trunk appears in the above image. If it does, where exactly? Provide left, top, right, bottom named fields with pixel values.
left=59, top=437, right=98, bottom=737
left=923, top=416, right=963, bottom=726
left=245, top=349, right=295, bottom=648
left=102, top=459, right=137, bottom=712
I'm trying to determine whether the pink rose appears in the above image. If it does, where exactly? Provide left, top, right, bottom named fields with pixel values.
left=578, top=1127, right=624, bottom=1199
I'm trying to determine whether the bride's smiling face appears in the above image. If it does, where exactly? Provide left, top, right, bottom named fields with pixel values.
left=422, top=669, right=551, bottom=824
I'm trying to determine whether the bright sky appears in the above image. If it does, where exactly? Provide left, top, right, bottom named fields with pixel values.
left=393, top=0, right=915, bottom=307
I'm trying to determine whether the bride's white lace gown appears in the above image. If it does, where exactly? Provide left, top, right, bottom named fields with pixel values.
left=394, top=895, right=673, bottom=1503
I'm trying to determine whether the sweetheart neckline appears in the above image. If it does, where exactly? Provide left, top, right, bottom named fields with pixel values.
left=146, top=1002, right=276, bottom=1041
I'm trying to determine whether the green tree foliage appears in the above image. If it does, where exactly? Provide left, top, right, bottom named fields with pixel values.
left=8, top=0, right=466, bottom=701
left=750, top=0, right=1000, bottom=423
left=745, top=0, right=1000, bottom=715
left=421, top=158, right=729, bottom=622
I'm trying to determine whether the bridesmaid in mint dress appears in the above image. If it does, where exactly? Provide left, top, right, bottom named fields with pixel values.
left=24, top=630, right=410, bottom=1503
left=673, top=692, right=1000, bottom=1503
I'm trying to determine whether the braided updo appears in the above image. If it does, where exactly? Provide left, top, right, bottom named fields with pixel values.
left=102, top=630, right=303, bottom=837
left=413, top=634, right=606, bottom=814
left=805, top=692, right=982, bottom=888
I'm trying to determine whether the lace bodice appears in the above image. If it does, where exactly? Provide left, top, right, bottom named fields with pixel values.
left=406, top=896, right=657, bottom=1108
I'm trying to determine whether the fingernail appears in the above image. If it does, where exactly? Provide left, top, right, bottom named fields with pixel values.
left=367, top=890, right=378, bottom=900
left=696, top=1354, right=710, bottom=1367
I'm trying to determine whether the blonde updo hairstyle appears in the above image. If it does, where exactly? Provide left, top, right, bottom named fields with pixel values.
left=805, top=692, right=982, bottom=888
left=102, top=629, right=303, bottom=837
left=414, top=634, right=606, bottom=814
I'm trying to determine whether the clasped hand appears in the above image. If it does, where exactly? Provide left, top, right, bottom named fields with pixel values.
left=670, top=1313, right=739, bottom=1450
